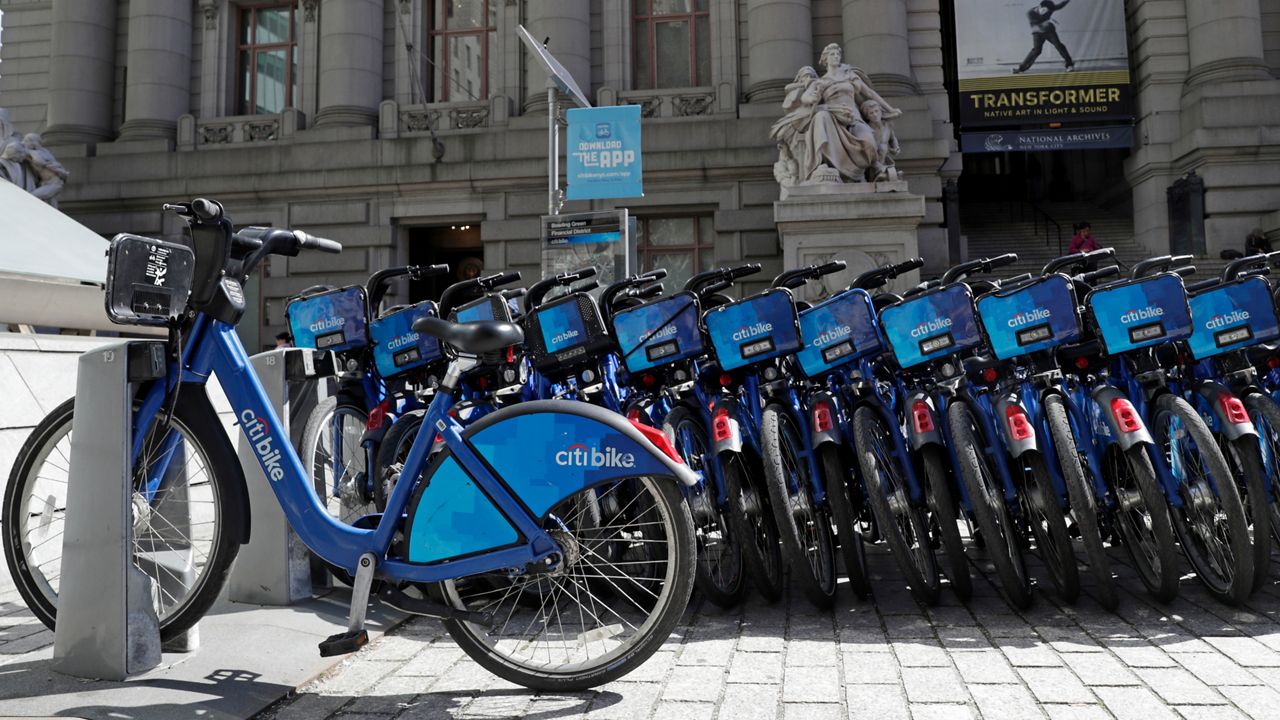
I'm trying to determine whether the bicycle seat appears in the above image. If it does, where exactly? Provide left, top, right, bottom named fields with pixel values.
left=412, top=316, right=523, bottom=354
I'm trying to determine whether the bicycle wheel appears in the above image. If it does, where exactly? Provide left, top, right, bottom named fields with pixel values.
left=2, top=393, right=244, bottom=641
left=947, top=400, right=1033, bottom=609
left=438, top=476, right=696, bottom=691
left=723, top=450, right=785, bottom=602
left=1154, top=394, right=1253, bottom=604
left=761, top=405, right=837, bottom=608
left=1222, top=433, right=1270, bottom=592
left=918, top=445, right=973, bottom=601
left=372, top=409, right=426, bottom=512
left=664, top=405, right=745, bottom=608
left=1101, top=443, right=1180, bottom=601
left=853, top=405, right=941, bottom=606
left=1016, top=451, right=1080, bottom=603
left=819, top=444, right=872, bottom=599
left=1243, top=391, right=1280, bottom=550
left=300, top=397, right=375, bottom=525
left=1044, top=394, right=1118, bottom=610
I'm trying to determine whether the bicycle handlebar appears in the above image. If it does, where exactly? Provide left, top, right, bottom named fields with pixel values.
left=1131, top=254, right=1193, bottom=279
left=771, top=260, right=847, bottom=290
left=941, top=253, right=1018, bottom=285
left=527, top=266, right=597, bottom=312
left=1041, top=247, right=1116, bottom=276
left=682, top=263, right=762, bottom=295
left=851, top=257, right=923, bottom=291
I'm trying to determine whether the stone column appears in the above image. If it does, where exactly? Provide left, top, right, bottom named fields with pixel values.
left=523, top=0, right=591, bottom=112
left=1185, top=0, right=1270, bottom=86
left=44, top=0, right=118, bottom=144
left=841, top=0, right=915, bottom=95
left=118, top=0, right=193, bottom=140
left=315, top=0, right=384, bottom=126
left=745, top=0, right=812, bottom=103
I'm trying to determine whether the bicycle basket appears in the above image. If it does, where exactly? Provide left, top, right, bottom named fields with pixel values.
left=704, top=288, right=801, bottom=372
left=1187, top=276, right=1280, bottom=360
left=880, top=284, right=982, bottom=369
left=796, top=287, right=882, bottom=377
left=104, top=234, right=196, bottom=326
left=370, top=301, right=444, bottom=377
left=976, top=274, right=1082, bottom=360
left=611, top=292, right=704, bottom=373
left=286, top=286, right=369, bottom=353
left=523, top=292, right=612, bottom=373
left=1085, top=273, right=1192, bottom=355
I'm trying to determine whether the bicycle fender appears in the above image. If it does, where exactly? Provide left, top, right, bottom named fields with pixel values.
left=1192, top=380, right=1257, bottom=441
left=808, top=390, right=843, bottom=446
left=185, top=383, right=252, bottom=544
left=1091, top=385, right=1153, bottom=450
left=905, top=392, right=943, bottom=451
left=710, top=396, right=745, bottom=455
left=994, top=394, right=1038, bottom=458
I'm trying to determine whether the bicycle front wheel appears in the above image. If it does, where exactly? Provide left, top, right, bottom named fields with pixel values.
left=1243, top=391, right=1280, bottom=550
left=2, top=393, right=243, bottom=640
left=918, top=444, right=972, bottom=601
left=301, top=397, right=375, bottom=525
left=724, top=451, right=785, bottom=602
left=438, top=476, right=695, bottom=691
left=1017, top=451, right=1080, bottom=603
left=819, top=444, right=872, bottom=599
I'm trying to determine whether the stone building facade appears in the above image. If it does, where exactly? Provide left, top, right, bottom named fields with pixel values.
left=0, top=0, right=1278, bottom=347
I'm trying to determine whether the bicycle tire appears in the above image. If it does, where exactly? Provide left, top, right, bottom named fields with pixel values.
left=918, top=444, right=973, bottom=602
left=1101, top=443, right=1180, bottom=601
left=1223, top=433, right=1271, bottom=592
left=3, top=393, right=244, bottom=641
left=853, top=405, right=941, bottom=606
left=439, top=476, right=696, bottom=691
left=819, top=444, right=872, bottom=600
left=1243, top=391, right=1280, bottom=551
left=1044, top=393, right=1118, bottom=610
left=1017, top=451, right=1080, bottom=603
left=946, top=400, right=1033, bottom=609
left=761, top=405, right=837, bottom=608
left=372, top=409, right=426, bottom=511
left=1155, top=394, right=1253, bottom=604
left=723, top=450, right=785, bottom=602
left=664, top=405, right=746, bottom=609
left=300, top=397, right=374, bottom=525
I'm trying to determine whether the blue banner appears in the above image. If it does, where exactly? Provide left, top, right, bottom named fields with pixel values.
left=566, top=105, right=643, bottom=200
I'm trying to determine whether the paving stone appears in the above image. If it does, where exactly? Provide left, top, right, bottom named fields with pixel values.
left=653, top=701, right=716, bottom=720
left=718, top=681, right=780, bottom=720
left=842, top=650, right=901, bottom=684
left=269, top=694, right=350, bottom=720
left=457, top=691, right=535, bottom=719
left=1092, top=687, right=1180, bottom=720
left=951, top=649, right=1021, bottom=684
left=781, top=703, right=843, bottom=720
left=1172, top=706, right=1253, bottom=720
left=968, top=683, right=1046, bottom=720
left=786, top=637, right=839, bottom=667
left=901, top=666, right=968, bottom=704
left=883, top=616, right=934, bottom=638
left=938, top=626, right=994, bottom=652
left=838, top=624, right=890, bottom=650
left=847, top=683, right=909, bottom=720
left=1017, top=667, right=1096, bottom=704
left=1002, top=641, right=1065, bottom=667
left=727, top=650, right=784, bottom=685
left=398, top=647, right=465, bottom=676
left=313, top=660, right=400, bottom=696
left=1204, top=636, right=1280, bottom=667
left=892, top=639, right=951, bottom=667
left=910, top=702, right=978, bottom=720
left=583, top=683, right=661, bottom=719
left=1218, top=685, right=1280, bottom=718
left=661, top=664, right=725, bottom=703
left=1036, top=626, right=1103, bottom=653
left=1042, top=704, right=1112, bottom=720
left=781, top=663, right=841, bottom=704
left=1105, top=639, right=1180, bottom=668
left=1174, top=652, right=1263, bottom=687
left=616, top=649, right=675, bottom=684
left=1130, top=667, right=1227, bottom=705
left=679, top=637, right=737, bottom=666
left=1061, top=652, right=1142, bottom=686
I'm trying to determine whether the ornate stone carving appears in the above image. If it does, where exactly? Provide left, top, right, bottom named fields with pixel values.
left=302, top=0, right=318, bottom=22
left=245, top=120, right=280, bottom=142
left=637, top=97, right=661, bottom=119
left=200, top=124, right=233, bottom=145
left=672, top=93, right=715, bottom=117
left=0, top=109, right=67, bottom=206
left=199, top=0, right=218, bottom=31
left=450, top=106, right=490, bottom=129
left=401, top=109, right=441, bottom=132
left=770, top=43, right=904, bottom=188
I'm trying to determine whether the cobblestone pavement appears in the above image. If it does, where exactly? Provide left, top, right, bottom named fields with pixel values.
left=253, top=547, right=1280, bottom=720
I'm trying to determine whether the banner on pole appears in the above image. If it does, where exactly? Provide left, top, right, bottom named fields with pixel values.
left=542, top=210, right=632, bottom=289
left=953, top=0, right=1133, bottom=127
left=566, top=106, right=643, bottom=201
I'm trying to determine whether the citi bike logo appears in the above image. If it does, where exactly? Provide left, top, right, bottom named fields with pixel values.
left=552, top=328, right=581, bottom=345
left=388, top=332, right=418, bottom=351
left=240, top=409, right=285, bottom=482
left=1007, top=308, right=1051, bottom=328
left=555, top=443, right=636, bottom=469
left=1205, top=310, right=1250, bottom=330
left=813, top=325, right=852, bottom=347
left=910, top=317, right=952, bottom=338
left=732, top=322, right=773, bottom=342
left=309, top=316, right=345, bottom=333
left=651, top=324, right=679, bottom=340
left=1120, top=307, right=1164, bottom=324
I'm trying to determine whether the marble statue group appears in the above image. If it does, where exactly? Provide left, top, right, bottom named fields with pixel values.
left=771, top=43, right=903, bottom=187
left=0, top=108, right=67, bottom=205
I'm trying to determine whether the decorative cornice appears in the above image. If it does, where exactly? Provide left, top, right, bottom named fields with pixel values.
left=302, top=0, right=318, bottom=23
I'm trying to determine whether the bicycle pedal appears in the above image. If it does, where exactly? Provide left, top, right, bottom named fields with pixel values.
left=318, top=629, right=369, bottom=657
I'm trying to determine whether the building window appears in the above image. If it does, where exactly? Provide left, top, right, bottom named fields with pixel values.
left=637, top=216, right=715, bottom=291
left=633, top=0, right=710, bottom=89
left=432, top=0, right=497, bottom=101
left=237, top=4, right=299, bottom=115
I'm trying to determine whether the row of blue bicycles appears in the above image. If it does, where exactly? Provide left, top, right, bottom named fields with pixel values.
left=5, top=198, right=1280, bottom=691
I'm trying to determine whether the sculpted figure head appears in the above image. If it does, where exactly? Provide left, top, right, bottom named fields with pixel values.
left=861, top=100, right=884, bottom=124
left=22, top=133, right=42, bottom=151
left=2, top=140, right=27, bottom=162
left=794, top=66, right=818, bottom=84
left=819, top=43, right=843, bottom=73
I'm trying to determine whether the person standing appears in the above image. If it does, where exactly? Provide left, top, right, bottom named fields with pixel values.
left=1014, top=0, right=1076, bottom=74
left=1246, top=228, right=1273, bottom=255
left=1069, top=221, right=1100, bottom=253
left=275, top=331, right=294, bottom=349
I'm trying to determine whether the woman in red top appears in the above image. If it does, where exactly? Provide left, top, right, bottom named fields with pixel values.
left=1069, top=221, right=1099, bottom=253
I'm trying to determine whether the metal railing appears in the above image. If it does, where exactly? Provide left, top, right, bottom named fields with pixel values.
left=1005, top=197, right=1064, bottom=255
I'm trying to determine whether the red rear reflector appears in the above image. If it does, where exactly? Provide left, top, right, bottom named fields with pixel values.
left=1269, top=356, right=1280, bottom=370
left=1220, top=394, right=1250, bottom=425
left=642, top=373, right=657, bottom=387
left=712, top=407, right=734, bottom=443
left=982, top=367, right=999, bottom=383
left=812, top=402, right=834, bottom=433
left=1005, top=405, right=1033, bottom=441
left=1110, top=397, right=1142, bottom=433
left=630, top=419, right=684, bottom=464
left=1074, top=356, right=1090, bottom=370
left=506, top=346, right=515, bottom=363
left=911, top=400, right=935, bottom=434
left=366, top=400, right=391, bottom=431
left=627, top=407, right=644, bottom=423
left=719, top=373, right=734, bottom=387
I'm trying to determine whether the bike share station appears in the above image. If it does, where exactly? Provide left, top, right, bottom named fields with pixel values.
left=2, top=340, right=405, bottom=719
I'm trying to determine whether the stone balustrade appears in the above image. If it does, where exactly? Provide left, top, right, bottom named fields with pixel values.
left=176, top=110, right=306, bottom=150
left=598, top=85, right=735, bottom=119
left=377, top=97, right=511, bottom=139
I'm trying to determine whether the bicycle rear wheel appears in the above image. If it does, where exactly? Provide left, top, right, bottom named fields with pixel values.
left=724, top=450, right=785, bottom=602
left=1243, top=391, right=1280, bottom=550
left=439, top=476, right=695, bottom=691
left=947, top=400, right=1033, bottom=609
left=1017, top=451, right=1080, bottom=603
left=819, top=444, right=872, bottom=599
left=300, top=397, right=375, bottom=525
left=1155, top=394, right=1253, bottom=604
left=1220, top=432, right=1270, bottom=592
left=2, top=393, right=244, bottom=641
left=1102, top=444, right=1179, bottom=602
left=918, top=445, right=972, bottom=601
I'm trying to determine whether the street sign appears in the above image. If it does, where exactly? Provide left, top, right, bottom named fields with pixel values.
left=542, top=210, right=631, bottom=289
left=566, top=105, right=643, bottom=200
left=517, top=24, right=591, bottom=108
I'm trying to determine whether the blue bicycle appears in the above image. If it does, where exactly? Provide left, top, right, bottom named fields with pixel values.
left=5, top=199, right=698, bottom=690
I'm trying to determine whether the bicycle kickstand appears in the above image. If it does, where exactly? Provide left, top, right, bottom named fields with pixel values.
left=318, top=552, right=376, bottom=657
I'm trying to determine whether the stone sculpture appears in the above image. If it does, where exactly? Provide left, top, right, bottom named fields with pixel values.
left=770, top=43, right=903, bottom=187
left=0, top=108, right=68, bottom=205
